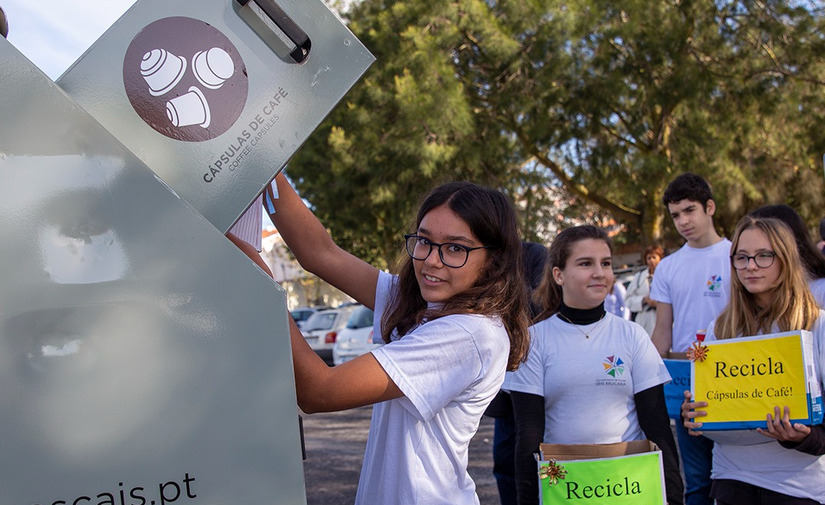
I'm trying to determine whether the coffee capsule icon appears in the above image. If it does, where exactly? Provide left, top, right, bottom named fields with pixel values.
left=140, top=48, right=187, bottom=97
left=165, top=86, right=211, bottom=128
left=192, top=47, right=235, bottom=90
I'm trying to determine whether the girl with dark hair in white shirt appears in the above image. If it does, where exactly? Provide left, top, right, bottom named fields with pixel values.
left=232, top=173, right=530, bottom=505
left=505, top=225, right=683, bottom=505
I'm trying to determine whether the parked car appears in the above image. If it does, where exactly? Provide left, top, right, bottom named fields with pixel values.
left=301, top=306, right=356, bottom=365
left=332, top=305, right=383, bottom=366
left=291, top=307, right=320, bottom=330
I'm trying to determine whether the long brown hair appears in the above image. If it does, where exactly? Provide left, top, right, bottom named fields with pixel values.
left=749, top=204, right=825, bottom=280
left=380, top=182, right=531, bottom=370
left=533, top=225, right=613, bottom=322
left=714, top=216, right=819, bottom=339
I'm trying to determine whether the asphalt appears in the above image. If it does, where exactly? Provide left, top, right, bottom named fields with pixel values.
left=301, top=406, right=500, bottom=504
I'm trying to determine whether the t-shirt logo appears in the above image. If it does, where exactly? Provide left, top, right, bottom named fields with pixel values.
left=603, top=355, right=625, bottom=377
left=706, top=275, right=723, bottom=292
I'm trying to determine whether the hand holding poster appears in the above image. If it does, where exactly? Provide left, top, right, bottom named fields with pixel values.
left=690, top=330, right=824, bottom=431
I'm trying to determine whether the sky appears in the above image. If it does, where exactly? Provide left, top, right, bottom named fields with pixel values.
left=3, top=0, right=138, bottom=79
left=2, top=0, right=352, bottom=79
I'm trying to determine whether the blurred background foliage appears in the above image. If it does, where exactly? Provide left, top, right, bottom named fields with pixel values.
left=289, top=0, right=825, bottom=268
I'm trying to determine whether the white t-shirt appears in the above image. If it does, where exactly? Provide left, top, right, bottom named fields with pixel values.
left=356, top=271, right=510, bottom=505
left=604, top=281, right=631, bottom=320
left=503, top=313, right=671, bottom=444
left=625, top=267, right=656, bottom=336
left=810, top=277, right=825, bottom=308
left=702, top=311, right=825, bottom=501
left=649, top=239, right=732, bottom=352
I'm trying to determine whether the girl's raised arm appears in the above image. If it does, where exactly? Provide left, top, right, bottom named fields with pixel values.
left=267, top=172, right=379, bottom=309
left=227, top=227, right=401, bottom=412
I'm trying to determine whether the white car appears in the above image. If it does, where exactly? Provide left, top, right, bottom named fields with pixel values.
left=332, top=305, right=382, bottom=365
left=301, top=306, right=356, bottom=365
left=290, top=306, right=319, bottom=330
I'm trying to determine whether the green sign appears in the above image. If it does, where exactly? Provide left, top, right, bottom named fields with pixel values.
left=540, top=452, right=665, bottom=504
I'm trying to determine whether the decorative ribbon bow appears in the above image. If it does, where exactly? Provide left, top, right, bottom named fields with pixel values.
left=687, top=340, right=709, bottom=362
left=539, top=459, right=568, bottom=486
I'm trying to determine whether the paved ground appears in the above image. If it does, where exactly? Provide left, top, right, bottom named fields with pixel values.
left=302, top=406, right=500, bottom=505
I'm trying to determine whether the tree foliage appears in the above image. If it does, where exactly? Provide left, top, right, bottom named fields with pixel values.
left=288, top=0, right=825, bottom=264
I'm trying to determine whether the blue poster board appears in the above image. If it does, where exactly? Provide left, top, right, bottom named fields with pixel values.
left=663, top=359, right=691, bottom=419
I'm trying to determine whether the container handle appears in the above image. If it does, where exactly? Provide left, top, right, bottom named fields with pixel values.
left=237, top=0, right=311, bottom=63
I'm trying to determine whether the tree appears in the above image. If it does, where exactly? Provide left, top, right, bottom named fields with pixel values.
left=287, top=1, right=527, bottom=268
left=287, top=0, right=825, bottom=261
left=481, top=0, right=825, bottom=242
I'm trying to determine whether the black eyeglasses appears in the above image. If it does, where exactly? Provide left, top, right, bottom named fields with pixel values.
left=730, top=252, right=777, bottom=270
left=404, top=234, right=491, bottom=268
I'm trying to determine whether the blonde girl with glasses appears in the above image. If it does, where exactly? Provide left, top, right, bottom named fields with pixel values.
left=231, top=173, right=529, bottom=505
left=681, top=216, right=825, bottom=505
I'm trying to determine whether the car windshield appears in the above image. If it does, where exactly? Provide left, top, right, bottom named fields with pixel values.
left=303, top=312, right=336, bottom=331
left=346, top=307, right=374, bottom=329
left=291, top=310, right=313, bottom=322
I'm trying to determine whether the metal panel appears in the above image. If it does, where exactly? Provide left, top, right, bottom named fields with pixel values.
left=0, top=37, right=306, bottom=505
left=58, top=0, right=374, bottom=232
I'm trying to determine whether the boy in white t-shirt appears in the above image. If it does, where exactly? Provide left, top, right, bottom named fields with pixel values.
left=650, top=173, right=731, bottom=505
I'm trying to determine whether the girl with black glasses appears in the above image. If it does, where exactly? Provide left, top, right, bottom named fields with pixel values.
left=681, top=216, right=825, bottom=504
left=232, top=173, right=529, bottom=505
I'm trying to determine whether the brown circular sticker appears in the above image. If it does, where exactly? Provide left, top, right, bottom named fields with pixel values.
left=124, top=17, right=248, bottom=142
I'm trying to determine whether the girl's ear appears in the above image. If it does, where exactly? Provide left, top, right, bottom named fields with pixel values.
left=552, top=266, right=564, bottom=286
